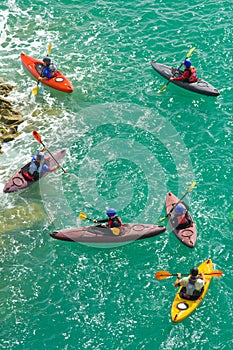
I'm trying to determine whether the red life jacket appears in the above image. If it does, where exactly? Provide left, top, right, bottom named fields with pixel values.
left=188, top=66, right=197, bottom=82
left=23, top=171, right=34, bottom=181
left=108, top=216, right=123, bottom=232
left=177, top=215, right=188, bottom=225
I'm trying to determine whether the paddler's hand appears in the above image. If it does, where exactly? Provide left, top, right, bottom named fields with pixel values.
left=177, top=273, right=181, bottom=279
left=93, top=219, right=98, bottom=223
left=170, top=77, right=174, bottom=81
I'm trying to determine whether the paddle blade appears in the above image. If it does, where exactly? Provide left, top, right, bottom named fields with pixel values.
left=155, top=270, right=173, bottom=280
left=47, top=42, right=52, bottom=56
left=187, top=181, right=197, bottom=192
left=186, top=47, right=196, bottom=58
left=157, top=216, right=167, bottom=223
left=32, top=130, right=42, bottom=144
left=32, top=84, right=39, bottom=95
left=79, top=212, right=87, bottom=220
left=157, top=84, right=168, bottom=94
left=209, top=270, right=223, bottom=278
left=111, top=227, right=120, bottom=236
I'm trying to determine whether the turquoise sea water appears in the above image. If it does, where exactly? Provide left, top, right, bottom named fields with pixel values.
left=0, top=0, right=232, bottom=349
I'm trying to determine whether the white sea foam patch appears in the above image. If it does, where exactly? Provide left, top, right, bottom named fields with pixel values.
left=0, top=10, right=9, bottom=46
left=38, top=103, right=195, bottom=248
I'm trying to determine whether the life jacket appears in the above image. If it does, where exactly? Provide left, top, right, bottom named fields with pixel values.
left=173, top=212, right=188, bottom=226
left=188, top=66, right=197, bottom=83
left=188, top=276, right=197, bottom=285
left=185, top=276, right=197, bottom=295
left=22, top=171, right=34, bottom=181
left=28, top=160, right=42, bottom=176
left=178, top=215, right=189, bottom=225
left=108, top=216, right=123, bottom=232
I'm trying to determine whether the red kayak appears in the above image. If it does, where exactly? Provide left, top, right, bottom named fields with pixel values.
left=166, top=192, right=197, bottom=248
left=3, top=149, right=66, bottom=193
left=20, top=53, right=73, bottom=93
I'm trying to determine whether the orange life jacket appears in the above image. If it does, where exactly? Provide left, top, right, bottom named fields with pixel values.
left=188, top=66, right=197, bottom=82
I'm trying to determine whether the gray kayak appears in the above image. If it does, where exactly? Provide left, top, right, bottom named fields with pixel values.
left=151, top=61, right=220, bottom=96
left=50, top=223, right=166, bottom=243
left=3, top=149, right=66, bottom=193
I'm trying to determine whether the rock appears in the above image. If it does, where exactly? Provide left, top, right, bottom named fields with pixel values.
left=0, top=83, right=15, bottom=96
left=0, top=84, right=23, bottom=151
left=0, top=202, right=47, bottom=234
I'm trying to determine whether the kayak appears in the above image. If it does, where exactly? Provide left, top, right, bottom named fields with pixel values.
left=151, top=61, right=220, bottom=96
left=171, top=259, right=213, bottom=322
left=3, top=149, right=66, bottom=193
left=50, top=223, right=166, bottom=243
left=166, top=192, right=197, bottom=248
left=20, top=53, right=73, bottom=93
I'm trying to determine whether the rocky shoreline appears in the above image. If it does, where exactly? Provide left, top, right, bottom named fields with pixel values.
left=0, top=79, right=23, bottom=153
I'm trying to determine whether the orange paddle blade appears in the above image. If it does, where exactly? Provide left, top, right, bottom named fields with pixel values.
left=209, top=270, right=223, bottom=278
left=155, top=270, right=173, bottom=280
left=32, top=130, right=42, bottom=144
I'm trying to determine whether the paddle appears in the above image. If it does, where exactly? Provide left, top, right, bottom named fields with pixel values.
left=78, top=211, right=120, bottom=235
left=155, top=270, right=223, bottom=280
left=32, top=42, right=52, bottom=95
left=157, top=47, right=196, bottom=94
left=158, top=181, right=197, bottom=223
left=79, top=212, right=94, bottom=222
left=32, top=130, right=66, bottom=173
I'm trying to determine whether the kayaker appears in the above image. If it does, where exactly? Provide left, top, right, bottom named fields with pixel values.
left=169, top=204, right=193, bottom=229
left=23, top=150, right=60, bottom=181
left=174, top=267, right=206, bottom=300
left=38, top=57, right=57, bottom=81
left=93, top=208, right=123, bottom=233
left=170, top=59, right=197, bottom=83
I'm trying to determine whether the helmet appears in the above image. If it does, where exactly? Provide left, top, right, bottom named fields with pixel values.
left=43, top=57, right=51, bottom=64
left=106, top=208, right=116, bottom=217
left=36, top=152, right=44, bottom=161
left=174, top=205, right=185, bottom=215
left=190, top=267, right=198, bottom=276
left=183, top=59, right=191, bottom=68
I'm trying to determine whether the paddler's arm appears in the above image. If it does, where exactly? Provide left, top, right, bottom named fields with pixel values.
left=200, top=272, right=206, bottom=283
left=93, top=218, right=108, bottom=223
left=174, top=273, right=182, bottom=287
left=170, top=70, right=190, bottom=81
left=49, top=164, right=61, bottom=172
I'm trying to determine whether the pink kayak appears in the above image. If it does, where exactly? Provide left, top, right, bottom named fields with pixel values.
left=166, top=192, right=197, bottom=248
left=50, top=223, right=166, bottom=243
left=3, top=149, right=66, bottom=193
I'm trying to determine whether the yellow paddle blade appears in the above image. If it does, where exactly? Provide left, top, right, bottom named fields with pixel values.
left=157, top=216, right=167, bottom=223
left=32, top=84, right=39, bottom=95
left=155, top=270, right=173, bottom=280
left=111, top=227, right=120, bottom=236
left=187, top=181, right=197, bottom=192
left=47, top=42, right=52, bottom=56
left=79, top=212, right=87, bottom=220
left=187, top=47, right=196, bottom=58
left=157, top=84, right=168, bottom=94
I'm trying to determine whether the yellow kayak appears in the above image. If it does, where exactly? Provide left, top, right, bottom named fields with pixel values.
left=171, top=259, right=213, bottom=323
